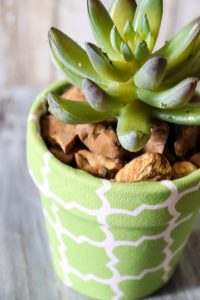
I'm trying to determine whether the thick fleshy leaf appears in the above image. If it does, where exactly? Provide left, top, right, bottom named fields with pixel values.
left=133, top=0, right=163, bottom=50
left=82, top=79, right=123, bottom=112
left=134, top=56, right=167, bottom=90
left=110, top=25, right=123, bottom=53
left=50, top=51, right=83, bottom=87
left=156, top=17, right=200, bottom=71
left=48, top=28, right=107, bottom=86
left=137, top=78, right=198, bottom=109
left=121, top=42, right=134, bottom=61
left=134, top=40, right=149, bottom=62
left=146, top=31, right=155, bottom=50
left=110, top=0, right=136, bottom=36
left=138, top=14, right=151, bottom=39
left=151, top=103, right=200, bottom=125
left=117, top=101, right=151, bottom=152
left=164, top=49, right=200, bottom=84
left=87, top=0, right=120, bottom=59
left=86, top=42, right=134, bottom=82
left=47, top=92, right=114, bottom=124
left=103, top=81, right=137, bottom=102
left=114, top=59, right=137, bottom=75
left=41, top=80, right=70, bottom=99
left=123, top=20, right=135, bottom=43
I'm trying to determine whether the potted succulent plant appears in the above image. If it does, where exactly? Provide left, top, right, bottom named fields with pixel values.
left=27, top=0, right=200, bottom=299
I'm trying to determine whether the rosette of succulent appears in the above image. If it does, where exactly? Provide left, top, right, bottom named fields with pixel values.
left=47, top=0, right=200, bottom=153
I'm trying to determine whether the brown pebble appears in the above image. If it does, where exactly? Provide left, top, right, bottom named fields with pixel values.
left=191, top=93, right=200, bottom=103
left=174, top=126, right=200, bottom=158
left=190, top=152, right=200, bottom=168
left=62, top=86, right=85, bottom=101
left=49, top=146, right=74, bottom=165
left=171, top=162, right=197, bottom=179
left=163, top=148, right=176, bottom=165
left=75, top=150, right=124, bottom=179
left=41, top=115, right=77, bottom=153
left=76, top=123, right=125, bottom=159
left=115, top=152, right=171, bottom=183
left=144, top=120, right=169, bottom=154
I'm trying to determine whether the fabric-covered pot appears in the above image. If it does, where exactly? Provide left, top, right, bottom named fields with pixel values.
left=27, top=81, right=200, bottom=300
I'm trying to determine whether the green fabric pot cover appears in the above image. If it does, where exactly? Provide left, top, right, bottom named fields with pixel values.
left=27, top=80, right=200, bottom=300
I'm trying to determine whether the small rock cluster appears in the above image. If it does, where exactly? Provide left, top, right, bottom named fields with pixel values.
left=41, top=87, right=200, bottom=182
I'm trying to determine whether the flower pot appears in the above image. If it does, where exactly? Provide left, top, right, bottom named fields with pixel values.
left=27, top=80, right=200, bottom=300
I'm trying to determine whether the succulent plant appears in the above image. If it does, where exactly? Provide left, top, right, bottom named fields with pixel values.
left=48, top=0, right=200, bottom=152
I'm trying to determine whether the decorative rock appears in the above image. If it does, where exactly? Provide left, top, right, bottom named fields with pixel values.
left=171, top=162, right=197, bottom=179
left=75, top=150, right=124, bottom=179
left=163, top=148, right=176, bottom=165
left=41, top=115, right=77, bottom=153
left=191, top=92, right=200, bottom=103
left=62, top=86, right=85, bottom=101
left=144, top=120, right=169, bottom=154
left=115, top=152, right=171, bottom=182
left=174, top=126, right=200, bottom=158
left=76, top=123, right=124, bottom=159
left=49, top=146, right=74, bottom=165
left=190, top=152, right=200, bottom=168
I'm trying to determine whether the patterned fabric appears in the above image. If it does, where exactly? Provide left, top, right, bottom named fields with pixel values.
left=27, top=81, right=200, bottom=300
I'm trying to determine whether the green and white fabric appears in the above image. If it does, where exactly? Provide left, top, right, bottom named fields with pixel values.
left=27, top=81, right=200, bottom=300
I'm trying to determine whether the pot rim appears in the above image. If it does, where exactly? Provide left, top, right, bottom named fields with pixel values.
left=28, top=79, right=200, bottom=188
left=27, top=79, right=200, bottom=228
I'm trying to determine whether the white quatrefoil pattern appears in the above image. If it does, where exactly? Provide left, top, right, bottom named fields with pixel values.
left=27, top=87, right=200, bottom=300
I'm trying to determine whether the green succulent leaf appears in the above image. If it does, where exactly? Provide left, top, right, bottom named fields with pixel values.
left=41, top=80, right=70, bottom=99
left=86, top=42, right=134, bottom=82
left=138, top=14, right=151, bottom=39
left=47, top=3, right=200, bottom=153
left=133, top=0, right=163, bottom=50
left=47, top=92, right=114, bottom=124
left=48, top=27, right=107, bottom=86
left=87, top=0, right=120, bottom=60
left=103, top=81, right=137, bottom=102
left=50, top=51, right=83, bottom=88
left=137, top=78, right=198, bottom=109
left=146, top=31, right=155, bottom=50
left=110, top=0, right=137, bottom=36
left=151, top=103, right=200, bottom=125
left=134, top=40, right=149, bottom=62
left=123, top=20, right=136, bottom=43
left=134, top=56, right=167, bottom=90
left=164, top=49, right=200, bottom=84
left=121, top=42, right=134, bottom=62
left=82, top=79, right=124, bottom=112
left=117, top=101, right=151, bottom=152
left=156, top=17, right=200, bottom=71
left=110, top=25, right=123, bottom=53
